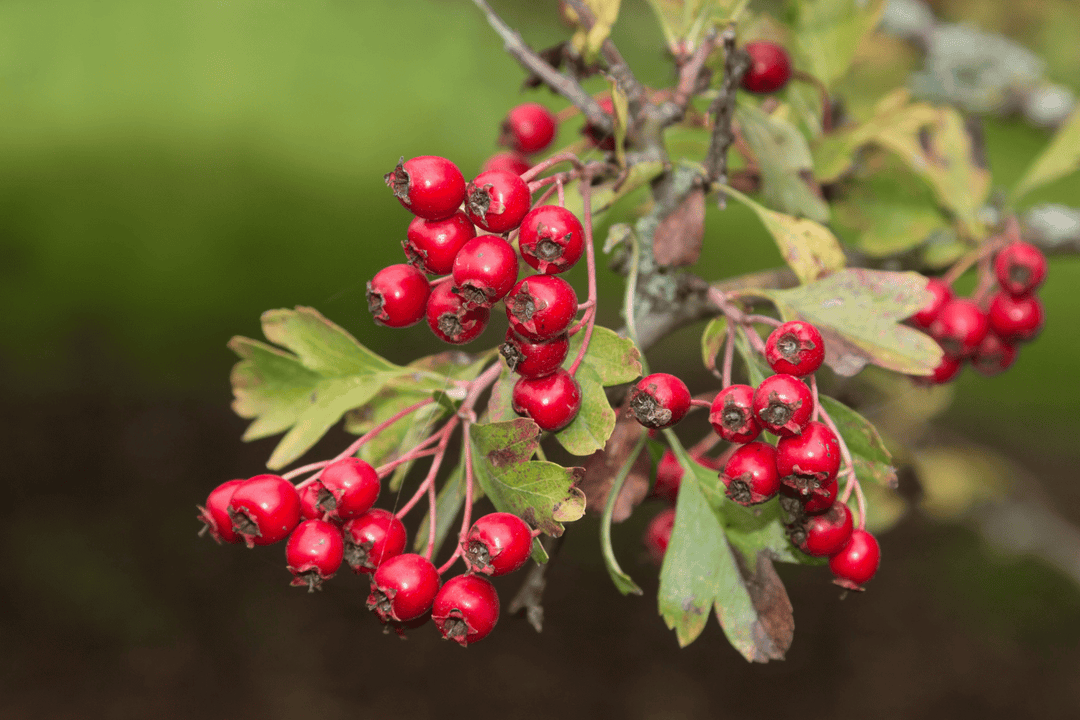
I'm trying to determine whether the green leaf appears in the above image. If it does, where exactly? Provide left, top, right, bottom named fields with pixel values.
left=565, top=325, right=642, bottom=386
left=720, top=498, right=822, bottom=567
left=600, top=433, right=648, bottom=596
left=731, top=327, right=772, bottom=387
left=735, top=104, right=829, bottom=222
left=817, top=395, right=898, bottom=488
left=1012, top=108, right=1080, bottom=202
left=700, top=317, right=728, bottom=376
left=790, top=0, right=885, bottom=89
left=645, top=0, right=735, bottom=49
left=260, top=306, right=400, bottom=376
left=570, top=0, right=622, bottom=62
left=469, top=419, right=586, bottom=536
left=554, top=363, right=617, bottom=457
left=610, top=80, right=630, bottom=170
left=485, top=367, right=517, bottom=424
left=723, top=185, right=846, bottom=284
left=345, top=387, right=445, bottom=490
left=758, top=269, right=942, bottom=377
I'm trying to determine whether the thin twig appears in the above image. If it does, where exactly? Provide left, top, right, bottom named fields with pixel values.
left=704, top=25, right=750, bottom=207
left=562, top=0, right=647, bottom=117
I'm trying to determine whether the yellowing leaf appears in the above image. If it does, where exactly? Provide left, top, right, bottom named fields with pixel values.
left=791, top=0, right=886, bottom=89
left=571, top=0, right=622, bottom=62
left=1012, top=108, right=1080, bottom=202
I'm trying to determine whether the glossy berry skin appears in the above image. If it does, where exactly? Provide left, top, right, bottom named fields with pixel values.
left=404, top=211, right=476, bottom=276
left=629, top=373, right=692, bottom=430
left=776, top=421, right=841, bottom=493
left=500, top=103, right=558, bottom=155
left=582, top=96, right=616, bottom=151
left=972, top=332, right=1017, bottom=377
left=367, top=553, right=441, bottom=623
left=463, top=512, right=533, bottom=577
left=994, top=241, right=1047, bottom=296
left=644, top=507, right=676, bottom=564
left=285, top=519, right=345, bottom=591
left=921, top=352, right=963, bottom=384
left=988, top=291, right=1044, bottom=343
left=342, top=508, right=407, bottom=574
left=741, top=42, right=792, bottom=94
left=464, top=170, right=532, bottom=233
left=228, top=475, right=302, bottom=548
left=793, top=502, right=853, bottom=557
left=512, top=368, right=582, bottom=432
left=765, top=321, right=825, bottom=377
left=910, top=278, right=953, bottom=330
left=451, top=235, right=519, bottom=307
left=801, top=475, right=839, bottom=514
left=930, top=298, right=989, bottom=358
left=518, top=205, right=585, bottom=274
left=652, top=451, right=723, bottom=504
left=500, top=329, right=569, bottom=379
left=367, top=264, right=431, bottom=328
left=482, top=152, right=531, bottom=176
left=709, top=384, right=761, bottom=444
left=425, top=282, right=490, bottom=344
left=504, top=275, right=578, bottom=341
left=433, top=574, right=501, bottom=646
left=384, top=155, right=466, bottom=221
left=753, top=374, right=813, bottom=437
left=317, top=458, right=380, bottom=521
left=198, top=479, right=244, bottom=544
left=829, top=529, right=881, bottom=590
left=722, top=442, right=781, bottom=506
left=298, top=483, right=323, bottom=521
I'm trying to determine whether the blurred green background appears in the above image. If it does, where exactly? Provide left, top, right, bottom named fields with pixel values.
left=2, top=1, right=1080, bottom=718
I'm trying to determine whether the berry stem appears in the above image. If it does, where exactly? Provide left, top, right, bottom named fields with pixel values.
left=789, top=69, right=833, bottom=132
left=520, top=151, right=585, bottom=183
left=814, top=396, right=865, bottom=527
left=689, top=398, right=712, bottom=409
left=721, top=320, right=735, bottom=388
left=374, top=446, right=440, bottom=478
left=687, top=430, right=723, bottom=459
left=745, top=313, right=782, bottom=327
left=942, top=219, right=1015, bottom=285
left=810, top=375, right=821, bottom=422
left=436, top=420, right=477, bottom=576
left=394, top=419, right=458, bottom=521
left=557, top=177, right=565, bottom=207
left=568, top=171, right=600, bottom=376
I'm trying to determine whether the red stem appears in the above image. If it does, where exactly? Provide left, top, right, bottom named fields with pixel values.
left=436, top=420, right=477, bottom=576
left=568, top=173, right=599, bottom=376
left=394, top=419, right=458, bottom=521
left=520, top=151, right=584, bottom=183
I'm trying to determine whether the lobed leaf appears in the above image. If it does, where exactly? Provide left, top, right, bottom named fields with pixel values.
left=565, top=325, right=642, bottom=386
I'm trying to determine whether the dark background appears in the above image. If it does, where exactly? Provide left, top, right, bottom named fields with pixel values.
left=3, top=1, right=1080, bottom=718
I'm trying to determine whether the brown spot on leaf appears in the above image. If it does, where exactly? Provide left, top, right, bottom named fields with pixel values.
left=653, top=187, right=705, bottom=267
left=730, top=549, right=795, bottom=663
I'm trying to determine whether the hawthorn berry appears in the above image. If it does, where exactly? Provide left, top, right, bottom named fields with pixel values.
left=517, top=205, right=585, bottom=274
left=432, top=574, right=501, bottom=646
left=629, top=373, right=692, bottom=430
left=786, top=475, right=839, bottom=514
left=504, top=275, right=578, bottom=341
left=971, top=332, right=1018, bottom=377
left=228, top=474, right=302, bottom=548
left=776, top=421, right=841, bottom=493
left=511, top=368, right=582, bottom=432
left=367, top=553, right=441, bottom=623
left=741, top=41, right=792, bottom=94
left=499, top=329, right=570, bottom=380
left=464, top=170, right=532, bottom=233
left=792, top=502, right=853, bottom=557
left=403, top=211, right=476, bottom=276
left=342, top=508, right=407, bottom=574
left=463, top=512, right=534, bottom=576
left=994, top=241, right=1047, bottom=296
left=500, top=103, right=558, bottom=155
left=988, top=291, right=1044, bottom=343
left=708, top=384, right=761, bottom=444
left=298, top=482, right=323, bottom=521
left=930, top=298, right=989, bottom=358
left=317, top=457, right=380, bottom=521
left=829, top=529, right=881, bottom=590
left=582, top=97, right=616, bottom=150
left=910, top=278, right=953, bottom=330
left=197, top=479, right=244, bottom=544
left=753, top=374, right=813, bottom=437
left=652, top=450, right=723, bottom=504
left=765, top=321, right=825, bottom=377
left=722, top=442, right=781, bottom=506
left=286, top=519, right=345, bottom=592
left=482, top=152, right=531, bottom=176
left=922, top=352, right=963, bottom=384
left=451, top=235, right=520, bottom=307
left=644, top=507, right=676, bottom=564
left=384, top=155, right=466, bottom=221
left=425, top=281, right=490, bottom=344
left=367, top=264, right=431, bottom=328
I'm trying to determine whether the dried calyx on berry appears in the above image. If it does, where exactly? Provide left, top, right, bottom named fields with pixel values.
left=628, top=373, right=692, bottom=430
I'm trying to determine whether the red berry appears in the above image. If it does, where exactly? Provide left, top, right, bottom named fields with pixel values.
left=783, top=475, right=839, bottom=514
left=511, top=368, right=582, bottom=432
left=285, top=519, right=345, bottom=591
left=451, top=235, right=520, bottom=307
left=776, top=421, right=842, bottom=494
left=197, top=479, right=244, bottom=544
left=464, top=170, right=532, bottom=233
left=753, top=374, right=813, bottom=437
left=384, top=155, right=466, bottom=221
left=432, top=574, right=501, bottom=646
left=499, top=329, right=570, bottom=379
left=988, top=291, right=1044, bottom=343
left=504, top=275, right=578, bottom=341
left=482, top=152, right=531, bottom=176
left=829, top=529, right=881, bottom=590
left=994, top=241, right=1047, bottom=296
left=628, top=373, right=692, bottom=430
left=500, top=103, right=558, bottom=155
left=765, top=321, right=825, bottom=377
left=722, top=442, right=781, bottom=506
left=708, top=384, right=761, bottom=444
left=971, top=332, right=1017, bottom=376
left=582, top=97, right=616, bottom=151
left=342, top=508, right=407, bottom=574
left=792, top=502, right=853, bottom=557
left=920, top=352, right=963, bottom=384
left=228, top=474, right=302, bottom=548
left=741, top=41, right=792, bottom=94
left=367, top=264, right=431, bottom=328
left=930, top=298, right=989, bottom=358
left=910, top=278, right=953, bottom=330
left=317, top=458, right=380, bottom=521
left=644, top=507, right=676, bottom=564
left=463, top=512, right=534, bottom=576
left=367, top=553, right=441, bottom=623
left=518, top=205, right=585, bottom=274
left=403, top=211, right=476, bottom=276
left=425, top=281, right=490, bottom=344
left=298, top=483, right=322, bottom=521
left=651, top=451, right=723, bottom=503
